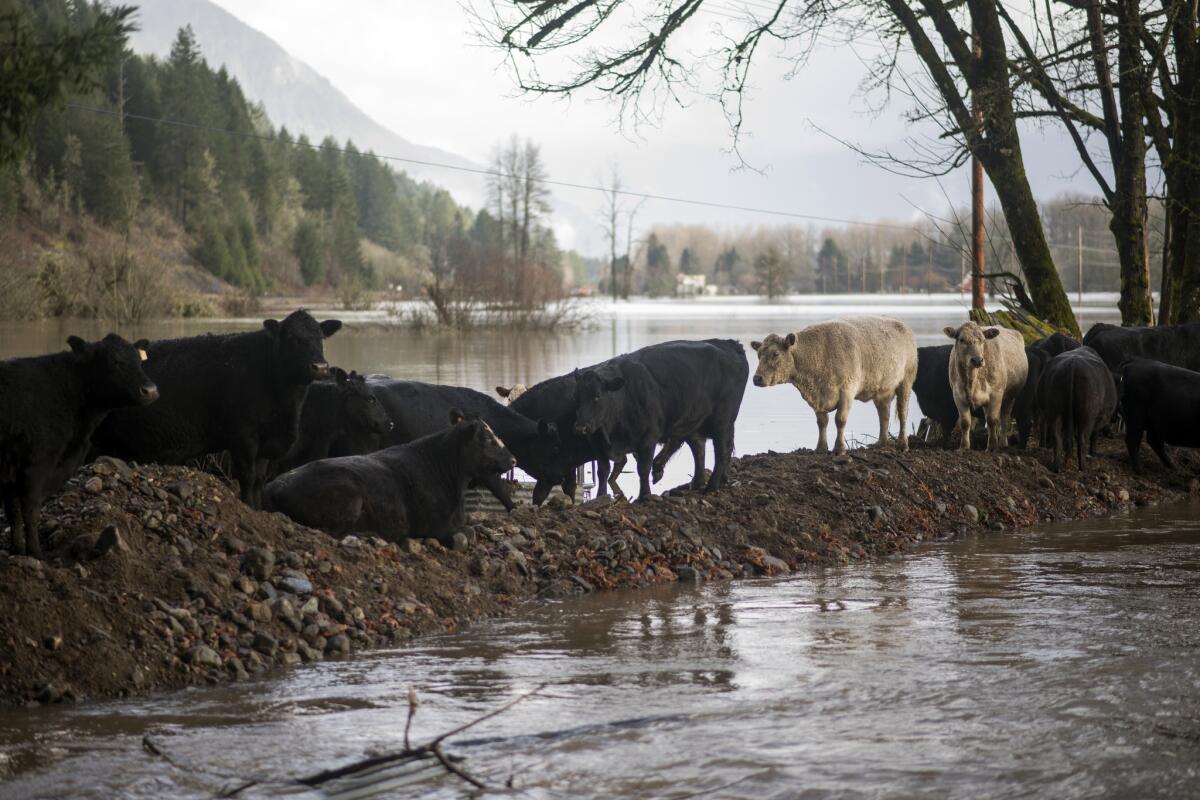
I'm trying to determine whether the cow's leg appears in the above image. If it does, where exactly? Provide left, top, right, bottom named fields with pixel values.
left=608, top=456, right=628, bottom=501
left=1126, top=424, right=1143, bottom=473
left=1051, top=413, right=1063, bottom=473
left=532, top=479, right=554, bottom=506
left=561, top=469, right=577, bottom=502
left=634, top=445, right=654, bottom=500
left=688, top=437, right=707, bottom=489
left=833, top=396, right=852, bottom=455
left=479, top=472, right=516, bottom=511
left=895, top=386, right=911, bottom=452
left=651, top=438, right=684, bottom=484
left=705, top=425, right=734, bottom=493
left=230, top=445, right=259, bottom=507
left=595, top=460, right=610, bottom=497
left=3, top=493, right=23, bottom=556
left=1076, top=423, right=1088, bottom=471
left=872, top=399, right=890, bottom=448
left=814, top=411, right=829, bottom=454
left=957, top=404, right=974, bottom=451
left=986, top=398, right=1004, bottom=452
left=1147, top=432, right=1175, bottom=470
left=19, top=482, right=42, bottom=559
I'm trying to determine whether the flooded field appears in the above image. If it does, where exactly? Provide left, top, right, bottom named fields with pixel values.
left=0, top=294, right=1123, bottom=493
left=1, top=499, right=1197, bottom=798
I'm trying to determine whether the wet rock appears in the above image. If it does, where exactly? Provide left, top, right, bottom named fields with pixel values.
left=326, top=633, right=351, bottom=656
left=675, top=565, right=703, bottom=583
left=223, top=535, right=248, bottom=555
left=321, top=596, right=345, bottom=619
left=235, top=576, right=257, bottom=595
left=252, top=632, right=278, bottom=656
left=84, top=477, right=104, bottom=495
left=963, top=504, right=980, bottom=523
left=451, top=532, right=470, bottom=552
left=186, top=645, right=222, bottom=669
left=248, top=602, right=272, bottom=623
left=1117, top=488, right=1131, bottom=503
left=299, top=596, right=320, bottom=617
left=278, top=652, right=302, bottom=667
left=867, top=506, right=885, bottom=523
left=403, top=539, right=423, bottom=556
left=36, top=683, right=66, bottom=704
left=93, top=456, right=133, bottom=480
left=242, top=547, right=275, bottom=581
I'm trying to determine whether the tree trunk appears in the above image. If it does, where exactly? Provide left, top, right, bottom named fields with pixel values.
left=1159, top=3, right=1200, bottom=323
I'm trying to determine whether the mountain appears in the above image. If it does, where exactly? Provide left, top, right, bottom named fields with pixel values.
left=127, top=0, right=488, bottom=208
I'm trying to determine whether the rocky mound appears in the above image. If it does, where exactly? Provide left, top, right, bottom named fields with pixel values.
left=0, top=441, right=1187, bottom=707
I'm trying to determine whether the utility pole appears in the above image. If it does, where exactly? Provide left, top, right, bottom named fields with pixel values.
left=971, top=28, right=986, bottom=311
left=1077, top=225, right=1083, bottom=304
left=861, top=253, right=866, bottom=294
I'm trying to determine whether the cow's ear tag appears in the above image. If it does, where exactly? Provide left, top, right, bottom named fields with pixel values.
left=138, top=349, right=148, bottom=362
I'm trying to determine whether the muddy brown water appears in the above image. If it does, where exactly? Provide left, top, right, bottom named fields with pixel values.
left=0, top=500, right=1198, bottom=798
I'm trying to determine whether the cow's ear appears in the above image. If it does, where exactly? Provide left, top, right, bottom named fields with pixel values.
left=983, top=327, right=1001, bottom=339
left=943, top=326, right=959, bottom=340
left=602, top=375, right=626, bottom=392
left=496, top=385, right=511, bottom=398
left=448, top=408, right=466, bottom=426
left=263, top=319, right=281, bottom=336
left=320, top=319, right=343, bottom=338
left=67, top=335, right=88, bottom=355
left=750, top=340, right=762, bottom=352
left=331, top=367, right=348, bottom=387
left=784, top=333, right=797, bottom=348
left=133, top=338, right=150, bottom=352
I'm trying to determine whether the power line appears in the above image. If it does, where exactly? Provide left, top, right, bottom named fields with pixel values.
left=64, top=101, right=916, bottom=231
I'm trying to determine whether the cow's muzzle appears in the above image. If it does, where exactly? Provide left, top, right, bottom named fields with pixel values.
left=753, top=375, right=765, bottom=387
left=310, top=361, right=330, bottom=379
left=970, top=357, right=984, bottom=369
left=140, top=382, right=159, bottom=404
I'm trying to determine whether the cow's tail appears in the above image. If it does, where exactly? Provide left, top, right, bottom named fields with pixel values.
left=1065, top=365, right=1080, bottom=469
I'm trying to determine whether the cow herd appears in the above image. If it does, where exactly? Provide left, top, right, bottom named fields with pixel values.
left=3, top=309, right=1200, bottom=559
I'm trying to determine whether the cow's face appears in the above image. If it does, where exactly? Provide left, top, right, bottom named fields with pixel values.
left=751, top=333, right=796, bottom=387
left=945, top=322, right=1000, bottom=370
left=513, top=418, right=564, bottom=482
left=451, top=410, right=516, bottom=476
left=495, top=383, right=527, bottom=404
left=337, top=369, right=393, bottom=435
left=572, top=368, right=623, bottom=436
left=69, top=333, right=159, bottom=408
left=265, top=309, right=342, bottom=384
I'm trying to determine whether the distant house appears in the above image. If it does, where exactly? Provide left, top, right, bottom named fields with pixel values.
left=677, top=273, right=715, bottom=297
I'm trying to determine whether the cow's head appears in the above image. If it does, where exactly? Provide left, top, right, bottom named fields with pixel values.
left=264, top=309, right=342, bottom=384
left=69, top=333, right=159, bottom=409
left=751, top=333, right=796, bottom=387
left=572, top=367, right=623, bottom=436
left=945, top=322, right=999, bottom=370
left=495, top=383, right=527, bottom=404
left=450, top=409, right=515, bottom=476
left=334, top=368, right=393, bottom=435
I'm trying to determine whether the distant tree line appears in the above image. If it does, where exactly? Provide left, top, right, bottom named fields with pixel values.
left=0, top=0, right=568, bottom=320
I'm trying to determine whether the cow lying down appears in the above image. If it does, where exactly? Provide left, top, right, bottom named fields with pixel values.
left=264, top=411, right=514, bottom=544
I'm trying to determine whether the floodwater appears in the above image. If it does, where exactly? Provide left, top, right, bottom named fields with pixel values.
left=0, top=294, right=1123, bottom=494
left=1, top=500, right=1198, bottom=798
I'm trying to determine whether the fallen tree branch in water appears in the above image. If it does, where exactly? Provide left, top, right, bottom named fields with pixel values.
left=140, top=685, right=547, bottom=799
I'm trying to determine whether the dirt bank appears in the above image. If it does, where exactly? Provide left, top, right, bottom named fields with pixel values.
left=0, top=441, right=1190, bottom=707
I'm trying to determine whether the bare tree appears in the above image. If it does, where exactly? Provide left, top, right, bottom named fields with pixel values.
left=488, top=135, right=554, bottom=307
left=476, top=0, right=1080, bottom=332
left=600, top=163, right=623, bottom=301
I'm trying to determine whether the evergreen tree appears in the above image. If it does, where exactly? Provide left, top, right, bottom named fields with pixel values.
left=293, top=218, right=324, bottom=285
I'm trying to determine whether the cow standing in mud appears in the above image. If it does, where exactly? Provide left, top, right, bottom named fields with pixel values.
left=751, top=316, right=917, bottom=455
left=944, top=322, right=1027, bottom=451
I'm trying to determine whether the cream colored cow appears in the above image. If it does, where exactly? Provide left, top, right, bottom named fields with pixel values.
left=751, top=316, right=918, bottom=454
left=944, top=321, right=1028, bottom=451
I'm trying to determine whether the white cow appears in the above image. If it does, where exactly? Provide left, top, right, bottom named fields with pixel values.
left=944, top=321, right=1028, bottom=451
left=494, top=384, right=527, bottom=404
left=751, top=316, right=918, bottom=454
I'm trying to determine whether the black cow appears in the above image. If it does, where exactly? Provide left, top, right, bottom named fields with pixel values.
left=1121, top=358, right=1200, bottom=472
left=92, top=310, right=341, bottom=508
left=272, top=368, right=393, bottom=475
left=1083, top=322, right=1200, bottom=377
left=264, top=412, right=514, bottom=544
left=359, top=378, right=561, bottom=510
left=1012, top=346, right=1049, bottom=448
left=913, top=345, right=957, bottom=446
left=1029, top=332, right=1081, bottom=358
left=1, top=335, right=158, bottom=557
left=572, top=339, right=748, bottom=499
left=1036, top=347, right=1117, bottom=472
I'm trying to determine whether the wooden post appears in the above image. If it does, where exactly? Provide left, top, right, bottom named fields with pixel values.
left=1077, top=224, right=1083, bottom=304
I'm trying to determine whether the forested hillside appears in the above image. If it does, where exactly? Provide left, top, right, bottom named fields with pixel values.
left=0, top=0, right=566, bottom=321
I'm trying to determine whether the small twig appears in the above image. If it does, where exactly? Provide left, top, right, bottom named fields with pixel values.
left=432, top=743, right=488, bottom=790
left=429, top=683, right=547, bottom=747
left=404, top=686, right=418, bottom=750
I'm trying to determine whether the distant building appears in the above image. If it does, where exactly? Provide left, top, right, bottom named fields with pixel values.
left=677, top=273, right=716, bottom=297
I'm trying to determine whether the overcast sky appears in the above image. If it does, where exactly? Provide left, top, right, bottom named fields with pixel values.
left=206, top=0, right=1093, bottom=250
